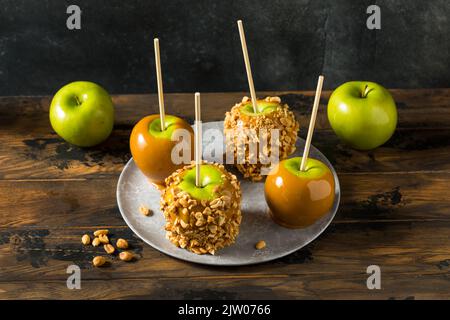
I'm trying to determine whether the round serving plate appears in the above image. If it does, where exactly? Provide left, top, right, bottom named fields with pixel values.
left=117, top=121, right=340, bottom=266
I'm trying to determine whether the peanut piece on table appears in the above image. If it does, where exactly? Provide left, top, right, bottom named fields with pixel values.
left=104, top=244, right=115, bottom=254
left=116, top=238, right=129, bottom=249
left=92, top=237, right=101, bottom=247
left=119, top=251, right=133, bottom=262
left=92, top=256, right=106, bottom=267
left=81, top=234, right=91, bottom=245
left=98, top=234, right=109, bottom=244
left=93, top=229, right=109, bottom=237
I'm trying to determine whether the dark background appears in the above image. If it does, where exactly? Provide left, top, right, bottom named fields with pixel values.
left=0, top=0, right=448, bottom=96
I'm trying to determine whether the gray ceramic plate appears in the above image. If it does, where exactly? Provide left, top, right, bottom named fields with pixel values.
left=117, top=121, right=340, bottom=266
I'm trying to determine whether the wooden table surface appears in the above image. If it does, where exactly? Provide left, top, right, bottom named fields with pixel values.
left=0, top=89, right=449, bottom=299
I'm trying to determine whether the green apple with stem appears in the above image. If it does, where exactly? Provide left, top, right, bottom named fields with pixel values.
left=240, top=100, right=279, bottom=116
left=179, top=164, right=223, bottom=200
left=327, top=81, right=397, bottom=150
left=49, top=81, right=114, bottom=147
left=147, top=115, right=188, bottom=139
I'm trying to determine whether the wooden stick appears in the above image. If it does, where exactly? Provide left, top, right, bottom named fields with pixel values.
left=300, top=75, right=325, bottom=171
left=154, top=38, right=165, bottom=131
left=237, top=20, right=258, bottom=113
left=195, top=92, right=202, bottom=187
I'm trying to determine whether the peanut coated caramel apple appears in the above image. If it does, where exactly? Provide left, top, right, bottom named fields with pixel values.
left=130, top=114, right=194, bottom=186
left=224, top=96, right=299, bottom=181
left=160, top=161, right=242, bottom=255
left=264, top=157, right=335, bottom=228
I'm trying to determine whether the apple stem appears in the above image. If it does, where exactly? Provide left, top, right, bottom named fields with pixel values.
left=362, top=85, right=373, bottom=98
left=300, top=75, right=324, bottom=171
left=74, top=96, right=82, bottom=106
left=237, top=20, right=258, bottom=114
left=154, top=38, right=166, bottom=131
left=195, top=92, right=202, bottom=187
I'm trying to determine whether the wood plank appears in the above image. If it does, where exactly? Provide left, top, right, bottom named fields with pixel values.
left=1, top=221, right=450, bottom=281
left=1, top=127, right=450, bottom=180
left=1, top=89, right=448, bottom=180
left=0, top=129, right=131, bottom=180
left=0, top=179, right=121, bottom=228
left=1, top=89, right=449, bottom=300
left=1, top=89, right=449, bottom=133
left=0, top=172, right=449, bottom=228
left=1, top=274, right=449, bottom=299
left=313, top=128, right=450, bottom=174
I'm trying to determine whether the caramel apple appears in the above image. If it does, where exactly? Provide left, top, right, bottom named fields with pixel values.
left=264, top=157, right=335, bottom=228
left=130, top=114, right=194, bottom=185
left=160, top=161, right=242, bottom=255
left=224, top=96, right=299, bottom=181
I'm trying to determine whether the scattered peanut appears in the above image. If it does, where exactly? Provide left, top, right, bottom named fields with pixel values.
left=119, top=251, right=134, bottom=262
left=81, top=234, right=91, bottom=245
left=98, top=234, right=109, bottom=244
left=92, top=256, right=106, bottom=267
left=139, top=205, right=153, bottom=216
left=82, top=230, right=135, bottom=266
left=104, top=244, right=115, bottom=254
left=92, top=237, right=101, bottom=247
left=255, top=240, right=266, bottom=250
left=93, top=229, right=109, bottom=237
left=116, top=238, right=129, bottom=249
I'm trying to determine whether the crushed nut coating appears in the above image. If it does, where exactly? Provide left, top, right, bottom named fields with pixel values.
left=161, top=161, right=242, bottom=255
left=224, top=96, right=299, bottom=181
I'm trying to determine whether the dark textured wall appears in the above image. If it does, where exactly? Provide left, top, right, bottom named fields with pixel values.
left=0, top=0, right=448, bottom=96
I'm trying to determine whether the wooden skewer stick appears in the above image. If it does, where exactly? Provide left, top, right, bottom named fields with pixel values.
left=300, top=75, right=325, bottom=171
left=237, top=20, right=258, bottom=114
left=154, top=38, right=165, bottom=131
left=195, top=92, right=202, bottom=187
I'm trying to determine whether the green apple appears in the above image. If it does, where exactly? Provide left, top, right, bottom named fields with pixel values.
left=178, top=164, right=223, bottom=200
left=327, top=81, right=397, bottom=150
left=148, top=115, right=187, bottom=139
left=49, top=81, right=114, bottom=147
left=240, top=100, right=279, bottom=116
left=283, top=157, right=330, bottom=179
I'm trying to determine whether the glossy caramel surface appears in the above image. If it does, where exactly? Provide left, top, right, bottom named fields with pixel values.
left=130, top=115, right=194, bottom=185
left=264, top=159, right=335, bottom=228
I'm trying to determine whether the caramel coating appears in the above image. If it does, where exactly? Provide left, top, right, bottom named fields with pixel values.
left=130, top=114, right=194, bottom=185
left=265, top=162, right=335, bottom=228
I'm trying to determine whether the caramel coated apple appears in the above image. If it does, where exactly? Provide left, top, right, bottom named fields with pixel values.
left=224, top=96, right=299, bottom=181
left=264, top=157, right=335, bottom=228
left=161, top=161, right=242, bottom=255
left=130, top=114, right=194, bottom=185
